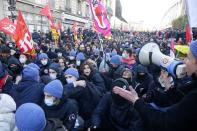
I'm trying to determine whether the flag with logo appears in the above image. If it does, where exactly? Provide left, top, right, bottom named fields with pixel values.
left=13, top=11, right=34, bottom=54
left=88, top=0, right=111, bottom=37
left=0, top=17, right=16, bottom=36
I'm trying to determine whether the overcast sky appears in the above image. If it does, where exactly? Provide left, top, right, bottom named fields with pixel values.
left=121, top=0, right=179, bottom=30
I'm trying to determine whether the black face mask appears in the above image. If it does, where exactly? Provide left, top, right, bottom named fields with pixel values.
left=9, top=65, right=21, bottom=75
left=124, top=78, right=132, bottom=85
left=0, top=57, right=8, bottom=64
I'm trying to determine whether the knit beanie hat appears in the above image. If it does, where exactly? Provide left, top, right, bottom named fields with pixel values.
left=44, top=80, right=63, bottom=98
left=49, top=63, right=61, bottom=73
left=15, top=103, right=46, bottom=131
left=190, top=40, right=197, bottom=60
left=69, top=50, right=77, bottom=57
left=27, top=63, right=40, bottom=70
left=38, top=53, right=48, bottom=61
left=22, top=65, right=40, bottom=82
left=64, top=68, right=79, bottom=79
left=110, top=55, right=121, bottom=65
left=76, top=52, right=86, bottom=61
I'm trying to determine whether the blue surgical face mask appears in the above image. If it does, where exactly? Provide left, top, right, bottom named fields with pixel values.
left=44, top=98, right=54, bottom=106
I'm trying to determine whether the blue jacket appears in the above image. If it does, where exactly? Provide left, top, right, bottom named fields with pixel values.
left=10, top=79, right=44, bottom=108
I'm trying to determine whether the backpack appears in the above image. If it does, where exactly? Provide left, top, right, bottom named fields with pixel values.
left=44, top=118, right=67, bottom=131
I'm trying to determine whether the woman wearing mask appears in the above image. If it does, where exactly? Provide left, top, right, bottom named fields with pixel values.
left=121, top=48, right=136, bottom=70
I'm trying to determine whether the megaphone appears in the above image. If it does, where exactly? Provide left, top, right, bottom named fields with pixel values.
left=138, top=42, right=186, bottom=78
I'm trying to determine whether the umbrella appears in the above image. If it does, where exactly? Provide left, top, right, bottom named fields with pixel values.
left=175, top=45, right=189, bottom=54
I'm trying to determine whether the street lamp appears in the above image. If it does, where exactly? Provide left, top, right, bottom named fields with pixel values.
left=7, top=0, right=17, bottom=23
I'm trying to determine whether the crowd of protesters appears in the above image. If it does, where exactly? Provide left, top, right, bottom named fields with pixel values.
left=0, top=26, right=197, bottom=131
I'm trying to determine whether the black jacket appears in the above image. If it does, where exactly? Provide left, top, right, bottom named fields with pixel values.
left=134, top=76, right=197, bottom=131
left=92, top=93, right=144, bottom=131
left=42, top=98, right=78, bottom=130
left=85, top=70, right=106, bottom=93
left=64, top=82, right=102, bottom=123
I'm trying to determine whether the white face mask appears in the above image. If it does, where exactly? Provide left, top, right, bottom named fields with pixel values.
left=19, top=57, right=26, bottom=64
left=57, top=53, right=62, bottom=57
left=44, top=98, right=54, bottom=106
left=49, top=74, right=57, bottom=80
left=76, top=60, right=81, bottom=66
left=122, top=53, right=128, bottom=58
left=41, top=60, right=48, bottom=65
left=69, top=56, right=75, bottom=60
left=66, top=78, right=76, bottom=84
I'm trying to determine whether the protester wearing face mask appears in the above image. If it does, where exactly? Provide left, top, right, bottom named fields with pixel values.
left=122, top=68, right=133, bottom=85
left=7, top=56, right=23, bottom=83
left=91, top=78, right=143, bottom=131
left=121, top=48, right=136, bottom=70
left=10, top=63, right=44, bottom=108
left=76, top=52, right=86, bottom=68
left=48, top=62, right=66, bottom=85
left=37, top=53, right=50, bottom=76
left=109, top=55, right=125, bottom=80
left=132, top=64, right=153, bottom=97
left=42, top=80, right=78, bottom=131
left=64, top=68, right=103, bottom=130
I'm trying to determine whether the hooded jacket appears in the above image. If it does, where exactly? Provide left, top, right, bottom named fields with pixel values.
left=0, top=94, right=16, bottom=131
left=10, top=66, right=44, bottom=108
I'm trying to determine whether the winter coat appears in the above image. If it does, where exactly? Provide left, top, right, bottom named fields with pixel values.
left=41, top=98, right=78, bottom=130
left=64, top=82, right=102, bottom=125
left=85, top=70, right=106, bottom=93
left=92, top=93, right=144, bottom=131
left=0, top=94, right=16, bottom=131
left=134, top=76, right=197, bottom=131
left=10, top=79, right=44, bottom=108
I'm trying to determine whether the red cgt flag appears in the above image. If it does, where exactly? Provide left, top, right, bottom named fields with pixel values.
left=13, top=11, right=34, bottom=54
left=0, top=17, right=16, bottom=36
left=185, top=23, right=192, bottom=44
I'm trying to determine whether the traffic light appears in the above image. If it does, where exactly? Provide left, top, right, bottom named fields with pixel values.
left=8, top=0, right=16, bottom=6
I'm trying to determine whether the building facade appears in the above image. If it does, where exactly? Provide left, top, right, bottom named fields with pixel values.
left=0, top=0, right=114, bottom=33
left=0, top=0, right=92, bottom=33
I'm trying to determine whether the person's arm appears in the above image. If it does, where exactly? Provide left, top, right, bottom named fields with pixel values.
left=64, top=81, right=86, bottom=98
left=113, top=86, right=197, bottom=130
left=91, top=93, right=111, bottom=128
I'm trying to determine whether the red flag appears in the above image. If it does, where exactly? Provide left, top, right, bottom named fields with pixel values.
left=185, top=23, right=192, bottom=44
left=0, top=17, right=16, bottom=36
left=40, top=4, right=52, bottom=20
left=40, top=4, right=55, bottom=27
left=13, top=11, right=34, bottom=54
left=72, top=22, right=77, bottom=34
left=170, top=38, right=175, bottom=53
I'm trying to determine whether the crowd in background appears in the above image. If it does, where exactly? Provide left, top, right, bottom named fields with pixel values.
left=0, top=26, right=197, bottom=131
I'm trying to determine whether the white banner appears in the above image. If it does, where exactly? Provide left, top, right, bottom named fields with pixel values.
left=186, top=0, right=197, bottom=27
